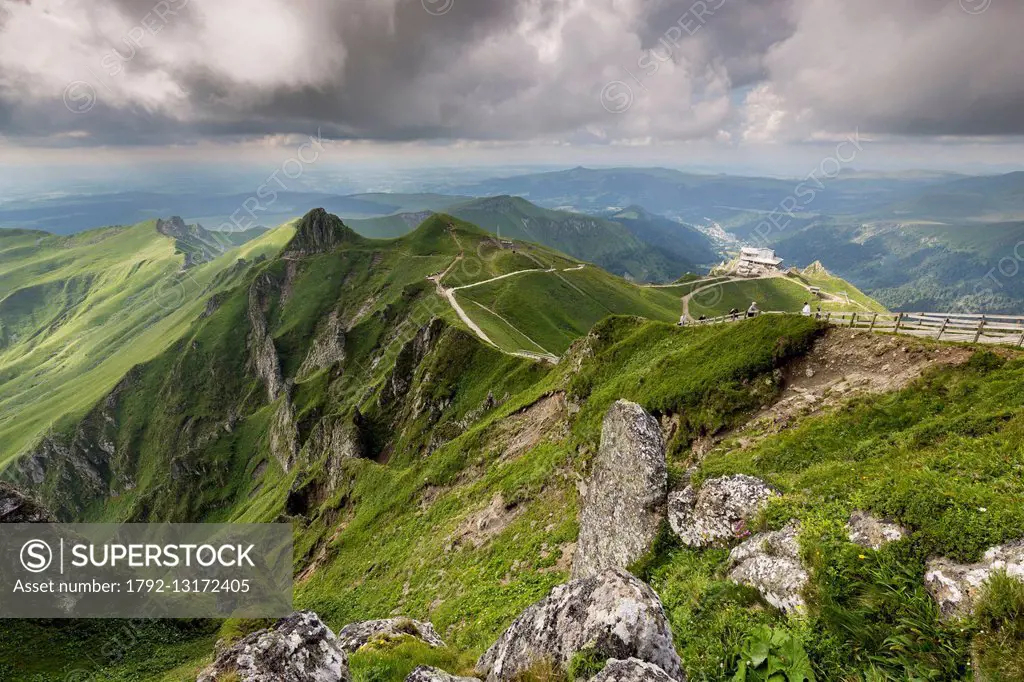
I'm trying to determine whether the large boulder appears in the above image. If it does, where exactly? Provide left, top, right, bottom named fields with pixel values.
left=573, top=400, right=667, bottom=580
left=337, top=617, right=445, bottom=653
left=727, top=522, right=808, bottom=614
left=476, top=568, right=683, bottom=682
left=0, top=482, right=55, bottom=523
left=405, top=666, right=479, bottom=682
left=589, top=658, right=676, bottom=682
left=668, top=475, right=776, bottom=548
left=925, top=540, right=1024, bottom=619
left=196, top=611, right=349, bottom=682
left=846, top=511, right=906, bottom=551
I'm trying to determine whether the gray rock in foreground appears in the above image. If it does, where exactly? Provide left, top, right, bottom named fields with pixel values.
left=337, top=617, right=445, bottom=652
left=727, top=522, right=808, bottom=614
left=589, top=658, right=677, bottom=681
left=668, top=475, right=776, bottom=548
left=477, top=568, right=684, bottom=682
left=405, top=666, right=479, bottom=682
left=846, top=511, right=906, bottom=550
left=925, top=539, right=1024, bottom=619
left=573, top=400, right=667, bottom=579
left=197, top=611, right=349, bottom=682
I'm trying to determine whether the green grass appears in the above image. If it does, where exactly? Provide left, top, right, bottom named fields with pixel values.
left=457, top=268, right=682, bottom=354
left=0, top=221, right=294, bottom=467
left=687, top=275, right=886, bottom=319
left=638, top=348, right=1024, bottom=680
left=4, top=207, right=1018, bottom=682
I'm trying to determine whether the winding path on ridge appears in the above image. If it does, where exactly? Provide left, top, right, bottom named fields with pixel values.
left=427, top=229, right=580, bottom=363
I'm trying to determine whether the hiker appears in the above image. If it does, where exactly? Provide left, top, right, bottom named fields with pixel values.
left=746, top=301, right=760, bottom=318
left=698, top=314, right=707, bottom=323
left=801, top=302, right=812, bottom=316
left=729, top=308, right=740, bottom=321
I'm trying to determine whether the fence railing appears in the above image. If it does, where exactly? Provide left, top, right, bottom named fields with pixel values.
left=684, top=311, right=1024, bottom=348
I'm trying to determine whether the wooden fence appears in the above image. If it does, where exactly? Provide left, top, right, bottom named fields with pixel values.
left=685, top=311, right=1024, bottom=348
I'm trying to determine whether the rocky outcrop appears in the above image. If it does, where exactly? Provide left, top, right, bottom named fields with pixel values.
left=336, top=618, right=445, bottom=653
left=846, top=511, right=906, bottom=550
left=379, top=318, right=448, bottom=411
left=197, top=611, right=349, bottom=682
left=269, top=398, right=300, bottom=471
left=248, top=272, right=285, bottom=402
left=925, top=540, right=1024, bottom=619
left=589, top=658, right=677, bottom=682
left=299, top=311, right=347, bottom=378
left=573, top=400, right=666, bottom=580
left=0, top=482, right=55, bottom=523
left=727, top=522, right=808, bottom=614
left=476, top=568, right=683, bottom=682
left=286, top=209, right=360, bottom=256
left=668, top=475, right=776, bottom=548
left=305, top=411, right=368, bottom=489
left=405, top=666, right=478, bottom=682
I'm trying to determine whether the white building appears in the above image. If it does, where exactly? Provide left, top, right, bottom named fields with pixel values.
left=736, top=247, right=783, bottom=277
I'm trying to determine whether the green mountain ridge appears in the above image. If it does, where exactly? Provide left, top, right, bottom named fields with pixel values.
left=348, top=194, right=719, bottom=283
left=1, top=208, right=1020, bottom=682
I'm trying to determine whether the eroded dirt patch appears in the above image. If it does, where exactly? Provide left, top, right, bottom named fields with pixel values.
left=718, top=328, right=975, bottom=452
left=492, top=392, right=569, bottom=460
left=449, top=493, right=522, bottom=550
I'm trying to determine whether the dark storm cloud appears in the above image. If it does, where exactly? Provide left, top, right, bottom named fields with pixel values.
left=1, top=0, right=1023, bottom=147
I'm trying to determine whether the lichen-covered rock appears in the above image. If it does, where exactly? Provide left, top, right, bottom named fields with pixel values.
left=668, top=475, right=776, bottom=548
left=573, top=400, right=666, bottom=580
left=846, top=511, right=906, bottom=550
left=476, top=568, right=683, bottom=682
left=925, top=540, right=1024, bottom=619
left=196, top=611, right=349, bottom=682
left=405, top=666, right=479, bottom=682
left=0, top=482, right=55, bottom=523
left=727, top=522, right=808, bottom=614
left=337, top=617, right=445, bottom=653
left=589, top=658, right=677, bottom=682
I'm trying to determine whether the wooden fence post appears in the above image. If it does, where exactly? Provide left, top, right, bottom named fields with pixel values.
left=894, top=313, right=904, bottom=334
left=869, top=313, right=879, bottom=332
left=826, top=312, right=832, bottom=324
left=974, top=316, right=986, bottom=344
left=849, top=312, right=857, bottom=328
left=937, top=317, right=949, bottom=341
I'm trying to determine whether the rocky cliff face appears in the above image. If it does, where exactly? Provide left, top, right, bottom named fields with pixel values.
left=248, top=271, right=286, bottom=402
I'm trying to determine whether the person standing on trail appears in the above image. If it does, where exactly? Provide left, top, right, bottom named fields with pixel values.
left=802, top=302, right=812, bottom=316
left=747, top=301, right=760, bottom=318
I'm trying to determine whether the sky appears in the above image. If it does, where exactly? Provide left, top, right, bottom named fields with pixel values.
left=1, top=0, right=1023, bottom=175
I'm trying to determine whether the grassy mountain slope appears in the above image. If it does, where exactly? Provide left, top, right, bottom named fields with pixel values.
left=0, top=220, right=291, bottom=467
left=685, top=271, right=887, bottom=319
left=5, top=208, right=1024, bottom=682
left=455, top=266, right=682, bottom=354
